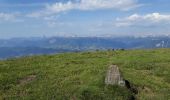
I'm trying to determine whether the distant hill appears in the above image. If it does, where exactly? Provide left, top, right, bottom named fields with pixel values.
left=0, top=49, right=169, bottom=99
left=0, top=36, right=170, bottom=59
left=0, top=47, right=74, bottom=59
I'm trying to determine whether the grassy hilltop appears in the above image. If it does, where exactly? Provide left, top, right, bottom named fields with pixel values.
left=0, top=49, right=170, bottom=100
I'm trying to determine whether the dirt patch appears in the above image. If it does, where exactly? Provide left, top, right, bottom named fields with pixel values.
left=141, top=86, right=153, bottom=93
left=70, top=96, right=77, bottom=100
left=18, top=75, right=36, bottom=85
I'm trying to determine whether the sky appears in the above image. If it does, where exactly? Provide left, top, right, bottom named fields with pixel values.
left=0, top=0, right=170, bottom=38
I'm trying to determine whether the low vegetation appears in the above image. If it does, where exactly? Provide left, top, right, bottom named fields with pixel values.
left=0, top=49, right=170, bottom=100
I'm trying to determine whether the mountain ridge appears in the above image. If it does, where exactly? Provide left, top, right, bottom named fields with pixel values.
left=0, top=36, right=170, bottom=59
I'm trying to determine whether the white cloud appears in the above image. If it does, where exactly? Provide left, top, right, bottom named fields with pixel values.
left=0, top=12, right=23, bottom=22
left=0, top=13, right=16, bottom=21
left=76, top=0, right=140, bottom=11
left=46, top=1, right=74, bottom=13
left=49, top=0, right=140, bottom=12
left=115, top=13, right=170, bottom=27
left=28, top=0, right=140, bottom=18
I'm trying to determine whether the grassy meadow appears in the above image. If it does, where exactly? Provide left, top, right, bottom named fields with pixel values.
left=0, top=49, right=170, bottom=100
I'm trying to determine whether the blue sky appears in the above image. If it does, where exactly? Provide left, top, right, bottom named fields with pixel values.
left=0, top=0, right=170, bottom=38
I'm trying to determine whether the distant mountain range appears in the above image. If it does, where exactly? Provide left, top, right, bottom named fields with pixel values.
left=0, top=36, right=170, bottom=59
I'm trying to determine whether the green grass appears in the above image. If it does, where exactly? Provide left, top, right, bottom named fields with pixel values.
left=0, top=49, right=170, bottom=100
